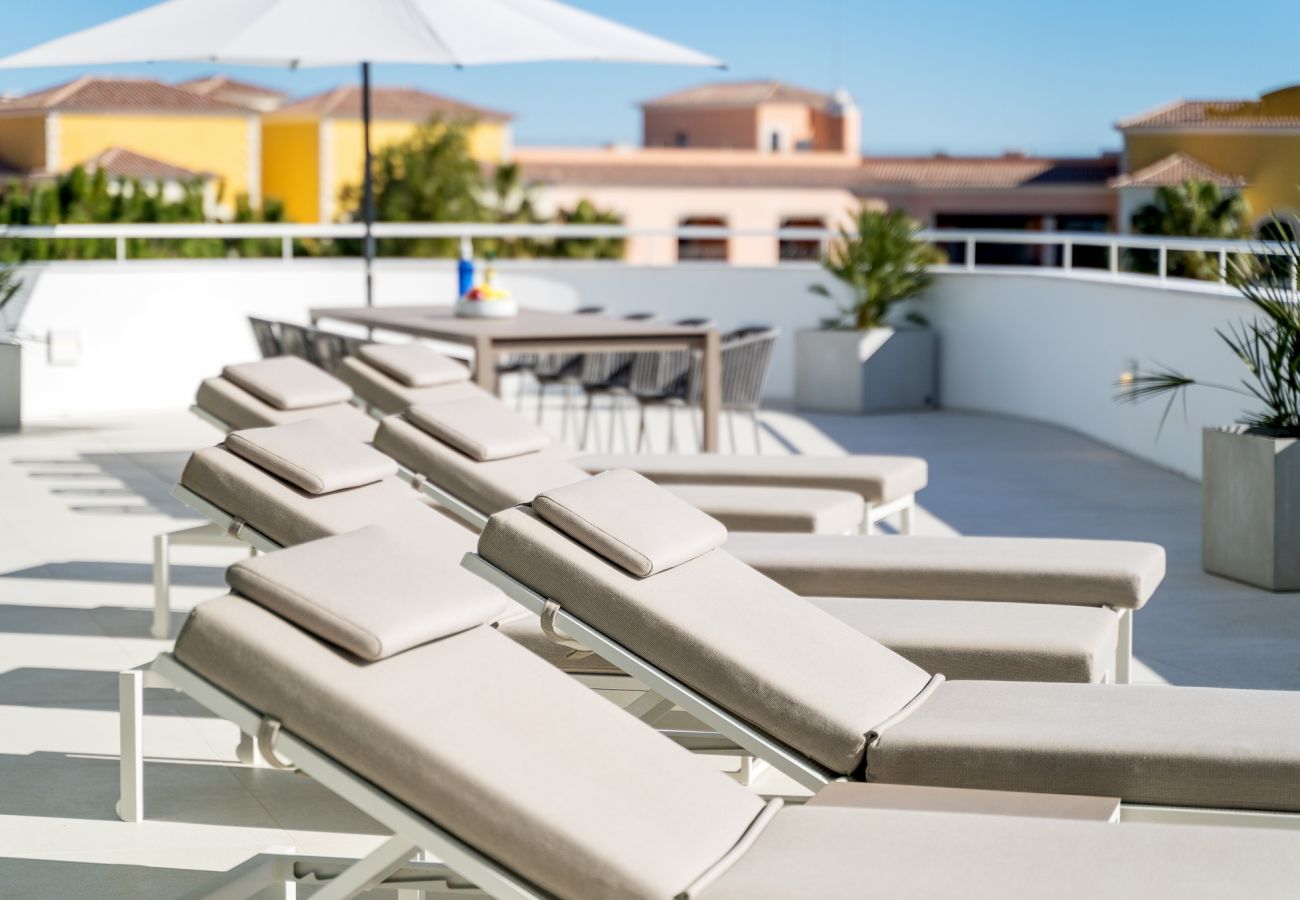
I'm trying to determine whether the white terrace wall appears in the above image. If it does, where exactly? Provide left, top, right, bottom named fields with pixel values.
left=13, top=259, right=1254, bottom=478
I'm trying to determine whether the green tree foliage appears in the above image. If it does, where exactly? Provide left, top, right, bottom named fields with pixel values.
left=341, top=117, right=485, bottom=258
left=809, top=208, right=943, bottom=330
left=1129, top=181, right=1249, bottom=280
left=550, top=198, right=624, bottom=260
left=339, top=115, right=623, bottom=260
left=0, top=166, right=282, bottom=260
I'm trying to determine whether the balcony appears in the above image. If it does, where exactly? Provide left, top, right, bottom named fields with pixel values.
left=2, top=225, right=1298, bottom=893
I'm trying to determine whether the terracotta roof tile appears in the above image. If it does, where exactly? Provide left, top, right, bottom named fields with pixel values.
left=273, top=85, right=511, bottom=122
left=0, top=76, right=249, bottom=114
left=642, top=80, right=834, bottom=110
left=82, top=147, right=209, bottom=181
left=517, top=153, right=1118, bottom=191
left=178, top=75, right=286, bottom=100
left=1118, top=98, right=1300, bottom=129
left=1109, top=153, right=1247, bottom=188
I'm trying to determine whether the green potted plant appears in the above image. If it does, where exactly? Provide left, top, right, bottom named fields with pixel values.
left=0, top=257, right=23, bottom=432
left=796, top=207, right=943, bottom=413
left=1118, top=220, right=1299, bottom=590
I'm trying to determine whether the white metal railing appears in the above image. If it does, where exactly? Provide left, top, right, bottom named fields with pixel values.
left=0, top=222, right=1292, bottom=286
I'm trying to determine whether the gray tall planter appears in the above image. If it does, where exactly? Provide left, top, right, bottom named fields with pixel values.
left=1202, top=427, right=1299, bottom=591
left=795, top=327, right=936, bottom=414
left=0, top=341, right=19, bottom=432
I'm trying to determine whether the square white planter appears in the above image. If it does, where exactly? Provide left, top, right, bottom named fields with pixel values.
left=795, top=327, right=936, bottom=414
left=1202, top=426, right=1299, bottom=591
left=0, top=341, right=19, bottom=432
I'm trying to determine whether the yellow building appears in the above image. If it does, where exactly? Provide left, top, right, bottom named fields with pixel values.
left=1116, top=85, right=1300, bottom=232
left=261, top=86, right=512, bottom=223
left=0, top=76, right=260, bottom=214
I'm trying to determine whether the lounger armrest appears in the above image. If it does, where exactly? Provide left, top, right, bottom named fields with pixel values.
left=724, top=534, right=1165, bottom=610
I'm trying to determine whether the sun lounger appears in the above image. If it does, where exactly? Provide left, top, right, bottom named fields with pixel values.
left=186, top=357, right=1165, bottom=681
left=197, top=358, right=869, bottom=536
left=124, top=529, right=1300, bottom=897
left=338, top=343, right=928, bottom=532
left=178, top=421, right=1126, bottom=683
left=195, top=356, right=378, bottom=441
left=470, top=470, right=1300, bottom=824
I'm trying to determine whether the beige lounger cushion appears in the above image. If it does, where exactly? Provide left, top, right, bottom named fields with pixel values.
left=339, top=356, right=486, bottom=414
left=699, top=804, right=1300, bottom=900
left=375, top=415, right=589, bottom=514
left=574, top=452, right=928, bottom=505
left=867, top=680, right=1300, bottom=811
left=223, top=357, right=353, bottom=411
left=376, top=415, right=863, bottom=534
left=224, top=420, right=395, bottom=495
left=727, top=533, right=1165, bottom=610
left=176, top=593, right=764, bottom=900
left=665, top=484, right=864, bottom=535
left=809, top=596, right=1117, bottom=683
left=407, top=397, right=551, bottom=462
left=479, top=505, right=933, bottom=773
left=534, top=470, right=728, bottom=577
left=227, top=525, right=506, bottom=660
left=358, top=342, right=470, bottom=387
left=195, top=376, right=378, bottom=442
left=180, top=445, right=476, bottom=559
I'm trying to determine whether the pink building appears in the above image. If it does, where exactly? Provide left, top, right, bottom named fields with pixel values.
left=518, top=80, right=1119, bottom=265
left=642, top=80, right=860, bottom=156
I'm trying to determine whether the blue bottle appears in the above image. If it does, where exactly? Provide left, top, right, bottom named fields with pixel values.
left=457, top=236, right=475, bottom=299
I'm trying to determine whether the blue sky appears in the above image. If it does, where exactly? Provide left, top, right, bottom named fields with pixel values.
left=2, top=1, right=1300, bottom=156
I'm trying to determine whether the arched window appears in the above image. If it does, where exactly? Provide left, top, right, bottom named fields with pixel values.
left=678, top=216, right=728, bottom=262
left=778, top=217, right=825, bottom=262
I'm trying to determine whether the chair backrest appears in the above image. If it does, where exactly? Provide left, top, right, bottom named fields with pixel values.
left=629, top=318, right=715, bottom=399
left=311, top=329, right=363, bottom=375
left=533, top=306, right=607, bottom=379
left=277, top=322, right=318, bottom=365
left=248, top=317, right=282, bottom=358
left=720, top=326, right=779, bottom=411
left=579, top=312, right=657, bottom=387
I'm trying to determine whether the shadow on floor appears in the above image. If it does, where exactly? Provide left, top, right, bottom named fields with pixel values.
left=0, top=857, right=211, bottom=899
left=0, top=668, right=213, bottom=715
left=0, top=751, right=384, bottom=835
left=0, top=561, right=225, bottom=588
left=11, top=450, right=200, bottom=519
left=0, top=603, right=189, bottom=638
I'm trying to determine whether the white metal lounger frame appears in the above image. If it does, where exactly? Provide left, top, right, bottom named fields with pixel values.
left=118, top=653, right=545, bottom=900
left=461, top=552, right=1300, bottom=831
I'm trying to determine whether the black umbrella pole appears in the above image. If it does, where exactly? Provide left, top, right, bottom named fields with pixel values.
left=362, top=61, right=375, bottom=306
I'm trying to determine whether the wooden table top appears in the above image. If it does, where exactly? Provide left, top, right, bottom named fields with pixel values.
left=311, top=305, right=714, bottom=343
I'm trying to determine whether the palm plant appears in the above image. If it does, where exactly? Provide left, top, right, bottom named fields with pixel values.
left=1129, top=181, right=1249, bottom=280
left=0, top=256, right=23, bottom=344
left=809, top=208, right=943, bottom=330
left=1117, top=217, right=1300, bottom=437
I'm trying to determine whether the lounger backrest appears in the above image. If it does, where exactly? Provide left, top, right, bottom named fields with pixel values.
left=195, top=376, right=378, bottom=442
left=175, top=530, right=765, bottom=900
left=479, top=503, right=933, bottom=775
left=338, top=355, right=486, bottom=415
left=180, top=443, right=474, bottom=559
left=374, top=414, right=588, bottom=514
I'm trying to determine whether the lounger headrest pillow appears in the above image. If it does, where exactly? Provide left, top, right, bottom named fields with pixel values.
left=359, top=342, right=471, bottom=388
left=405, top=397, right=551, bottom=462
left=225, top=419, right=396, bottom=495
left=227, top=526, right=508, bottom=661
left=222, top=357, right=353, bottom=411
left=533, top=470, right=727, bottom=577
